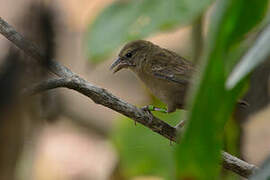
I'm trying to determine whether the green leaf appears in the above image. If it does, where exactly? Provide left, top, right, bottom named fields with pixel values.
left=226, top=24, right=270, bottom=89
left=85, top=0, right=214, bottom=63
left=227, top=0, right=268, bottom=44
left=174, top=0, right=267, bottom=179
left=111, top=112, right=181, bottom=180
left=224, top=0, right=269, bottom=75
left=110, top=97, right=183, bottom=179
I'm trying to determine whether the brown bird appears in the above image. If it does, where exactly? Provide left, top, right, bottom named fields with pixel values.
left=110, top=40, right=248, bottom=113
left=110, top=40, right=195, bottom=113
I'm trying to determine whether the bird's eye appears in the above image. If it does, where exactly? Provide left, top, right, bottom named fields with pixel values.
left=125, top=52, right=132, bottom=58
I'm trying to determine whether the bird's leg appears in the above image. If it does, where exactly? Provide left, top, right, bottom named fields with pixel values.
left=142, top=105, right=168, bottom=113
left=140, top=105, right=167, bottom=125
left=141, top=105, right=154, bottom=124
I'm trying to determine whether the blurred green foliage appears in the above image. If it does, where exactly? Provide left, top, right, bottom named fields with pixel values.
left=111, top=99, right=182, bottom=180
left=87, top=0, right=270, bottom=179
left=227, top=23, right=270, bottom=89
left=175, top=0, right=268, bottom=179
left=224, top=118, right=241, bottom=157
left=111, top=117, right=176, bottom=180
left=86, top=0, right=213, bottom=62
left=225, top=0, right=268, bottom=45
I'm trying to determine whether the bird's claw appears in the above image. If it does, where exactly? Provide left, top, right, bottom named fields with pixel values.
left=141, top=105, right=168, bottom=113
left=141, top=105, right=154, bottom=124
left=141, top=105, right=153, bottom=113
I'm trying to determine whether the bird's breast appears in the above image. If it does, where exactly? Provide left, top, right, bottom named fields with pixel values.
left=136, top=72, right=186, bottom=105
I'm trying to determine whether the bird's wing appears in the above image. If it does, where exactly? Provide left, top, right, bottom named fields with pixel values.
left=145, top=49, right=195, bottom=85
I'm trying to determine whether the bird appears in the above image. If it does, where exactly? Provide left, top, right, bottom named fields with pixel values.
left=110, top=40, right=195, bottom=113
left=110, top=40, right=248, bottom=113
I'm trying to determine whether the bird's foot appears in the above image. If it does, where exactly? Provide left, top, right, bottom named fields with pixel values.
left=142, top=105, right=168, bottom=113
left=140, top=105, right=158, bottom=125
left=141, top=105, right=152, bottom=114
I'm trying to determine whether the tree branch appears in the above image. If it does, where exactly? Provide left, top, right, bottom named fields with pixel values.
left=0, top=16, right=258, bottom=178
left=23, top=77, right=178, bottom=141
left=23, top=76, right=259, bottom=179
left=222, top=151, right=258, bottom=178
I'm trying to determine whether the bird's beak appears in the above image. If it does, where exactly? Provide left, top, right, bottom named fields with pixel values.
left=110, top=57, right=128, bottom=73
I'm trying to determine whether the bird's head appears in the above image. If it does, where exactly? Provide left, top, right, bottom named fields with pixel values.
left=110, top=40, right=152, bottom=73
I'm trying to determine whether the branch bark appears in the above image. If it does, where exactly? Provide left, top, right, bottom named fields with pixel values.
left=0, top=16, right=258, bottom=178
left=23, top=77, right=178, bottom=142
left=222, top=151, right=258, bottom=178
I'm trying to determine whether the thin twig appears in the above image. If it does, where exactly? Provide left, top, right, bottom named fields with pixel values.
left=0, top=16, right=258, bottom=178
